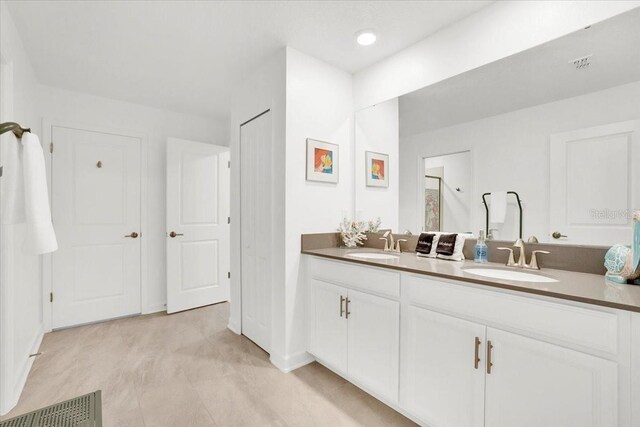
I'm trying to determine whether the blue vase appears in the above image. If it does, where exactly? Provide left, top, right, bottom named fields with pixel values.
left=605, top=211, right=640, bottom=284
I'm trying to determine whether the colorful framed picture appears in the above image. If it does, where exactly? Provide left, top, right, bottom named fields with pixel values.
left=306, top=138, right=339, bottom=183
left=365, top=151, right=389, bottom=188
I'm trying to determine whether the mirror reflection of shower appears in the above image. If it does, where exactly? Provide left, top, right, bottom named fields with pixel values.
left=423, top=151, right=472, bottom=233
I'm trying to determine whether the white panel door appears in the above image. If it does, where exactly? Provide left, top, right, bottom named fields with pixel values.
left=166, top=138, right=230, bottom=314
left=309, top=279, right=348, bottom=373
left=550, top=120, right=640, bottom=245
left=347, top=289, right=400, bottom=402
left=240, top=112, right=272, bottom=352
left=401, top=306, right=486, bottom=427
left=485, top=328, right=617, bottom=427
left=52, top=126, right=141, bottom=329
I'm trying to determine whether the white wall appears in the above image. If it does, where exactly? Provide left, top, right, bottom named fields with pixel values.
left=355, top=98, right=399, bottom=231
left=284, top=47, right=354, bottom=369
left=354, top=1, right=640, bottom=110
left=38, top=85, right=227, bottom=314
left=0, top=2, right=44, bottom=415
left=399, top=80, right=640, bottom=242
left=228, top=49, right=287, bottom=363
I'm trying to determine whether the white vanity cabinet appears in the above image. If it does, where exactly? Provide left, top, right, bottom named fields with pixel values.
left=401, top=304, right=618, bottom=427
left=347, top=288, right=400, bottom=402
left=401, top=306, right=486, bottom=427
left=307, top=258, right=401, bottom=402
left=306, top=255, right=632, bottom=427
left=309, top=279, right=348, bottom=372
left=483, top=328, right=617, bottom=427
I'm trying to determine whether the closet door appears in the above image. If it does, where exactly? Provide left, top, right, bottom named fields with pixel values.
left=240, top=111, right=272, bottom=353
left=51, top=126, right=141, bottom=328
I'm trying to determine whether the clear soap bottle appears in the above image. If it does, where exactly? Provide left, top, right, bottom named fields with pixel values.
left=474, top=230, right=488, bottom=263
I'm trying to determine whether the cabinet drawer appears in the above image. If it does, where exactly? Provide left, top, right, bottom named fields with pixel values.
left=405, top=274, right=618, bottom=356
left=308, top=257, right=400, bottom=298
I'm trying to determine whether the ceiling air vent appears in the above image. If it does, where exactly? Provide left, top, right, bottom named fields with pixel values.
left=569, top=54, right=593, bottom=70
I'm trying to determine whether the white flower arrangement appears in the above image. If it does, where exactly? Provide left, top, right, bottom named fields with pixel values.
left=338, top=218, right=369, bottom=248
left=367, top=217, right=382, bottom=233
left=634, top=210, right=640, bottom=221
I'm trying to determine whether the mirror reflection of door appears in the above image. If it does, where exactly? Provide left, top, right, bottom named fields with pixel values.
left=423, top=151, right=471, bottom=234
left=424, top=174, right=442, bottom=231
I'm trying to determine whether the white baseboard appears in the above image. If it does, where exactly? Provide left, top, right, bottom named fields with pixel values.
left=227, top=321, right=241, bottom=335
left=143, top=303, right=166, bottom=315
left=270, top=350, right=315, bottom=373
left=0, top=325, right=44, bottom=416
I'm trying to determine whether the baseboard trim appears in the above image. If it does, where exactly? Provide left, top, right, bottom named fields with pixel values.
left=142, top=303, right=166, bottom=315
left=270, top=351, right=315, bottom=373
left=227, top=320, right=241, bottom=335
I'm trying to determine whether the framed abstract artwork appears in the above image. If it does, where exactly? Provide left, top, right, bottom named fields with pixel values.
left=306, top=138, right=339, bottom=183
left=365, top=151, right=389, bottom=188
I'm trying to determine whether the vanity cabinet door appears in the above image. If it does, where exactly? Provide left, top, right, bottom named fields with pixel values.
left=347, top=289, right=400, bottom=403
left=400, top=306, right=486, bottom=427
left=484, top=328, right=617, bottom=427
left=309, top=279, right=348, bottom=373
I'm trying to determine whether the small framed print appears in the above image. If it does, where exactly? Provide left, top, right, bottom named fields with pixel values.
left=365, top=151, right=389, bottom=188
left=306, top=138, right=339, bottom=183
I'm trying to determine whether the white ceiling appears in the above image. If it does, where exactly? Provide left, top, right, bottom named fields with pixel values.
left=400, top=7, right=640, bottom=137
left=7, top=0, right=492, bottom=120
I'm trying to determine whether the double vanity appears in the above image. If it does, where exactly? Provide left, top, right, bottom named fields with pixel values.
left=302, top=243, right=640, bottom=427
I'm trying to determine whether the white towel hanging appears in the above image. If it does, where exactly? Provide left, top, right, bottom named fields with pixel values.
left=12, top=133, right=58, bottom=254
left=1, top=132, right=26, bottom=224
left=489, top=191, right=508, bottom=224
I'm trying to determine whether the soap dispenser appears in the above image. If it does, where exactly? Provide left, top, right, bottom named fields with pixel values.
left=475, top=230, right=488, bottom=263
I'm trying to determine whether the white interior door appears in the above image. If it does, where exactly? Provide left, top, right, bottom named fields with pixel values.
left=51, top=126, right=141, bottom=329
left=550, top=120, right=639, bottom=245
left=240, top=111, right=272, bottom=353
left=166, top=138, right=230, bottom=314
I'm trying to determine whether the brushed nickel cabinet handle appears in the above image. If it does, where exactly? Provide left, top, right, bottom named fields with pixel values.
left=345, top=298, right=351, bottom=319
left=486, top=340, right=494, bottom=374
left=168, top=231, right=184, bottom=238
left=340, top=296, right=345, bottom=317
left=474, top=337, right=481, bottom=369
left=125, top=232, right=139, bottom=238
left=552, top=231, right=567, bottom=239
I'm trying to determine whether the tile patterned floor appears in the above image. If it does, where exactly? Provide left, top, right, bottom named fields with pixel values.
left=1, top=303, right=416, bottom=426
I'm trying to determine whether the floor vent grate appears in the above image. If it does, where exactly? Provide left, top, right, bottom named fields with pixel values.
left=0, top=391, right=101, bottom=427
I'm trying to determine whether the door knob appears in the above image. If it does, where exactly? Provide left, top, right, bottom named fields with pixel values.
left=125, top=232, right=139, bottom=238
left=551, top=231, right=567, bottom=239
left=169, top=231, right=184, bottom=238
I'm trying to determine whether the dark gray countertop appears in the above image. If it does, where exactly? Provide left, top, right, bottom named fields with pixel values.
left=302, top=247, right=640, bottom=313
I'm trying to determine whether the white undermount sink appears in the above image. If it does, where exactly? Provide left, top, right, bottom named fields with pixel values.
left=346, top=252, right=399, bottom=260
left=463, top=268, right=558, bottom=283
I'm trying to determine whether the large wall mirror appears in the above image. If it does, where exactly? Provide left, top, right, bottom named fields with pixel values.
left=354, top=8, right=640, bottom=246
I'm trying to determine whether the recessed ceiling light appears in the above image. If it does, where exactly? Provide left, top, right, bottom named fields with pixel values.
left=356, top=30, right=377, bottom=46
